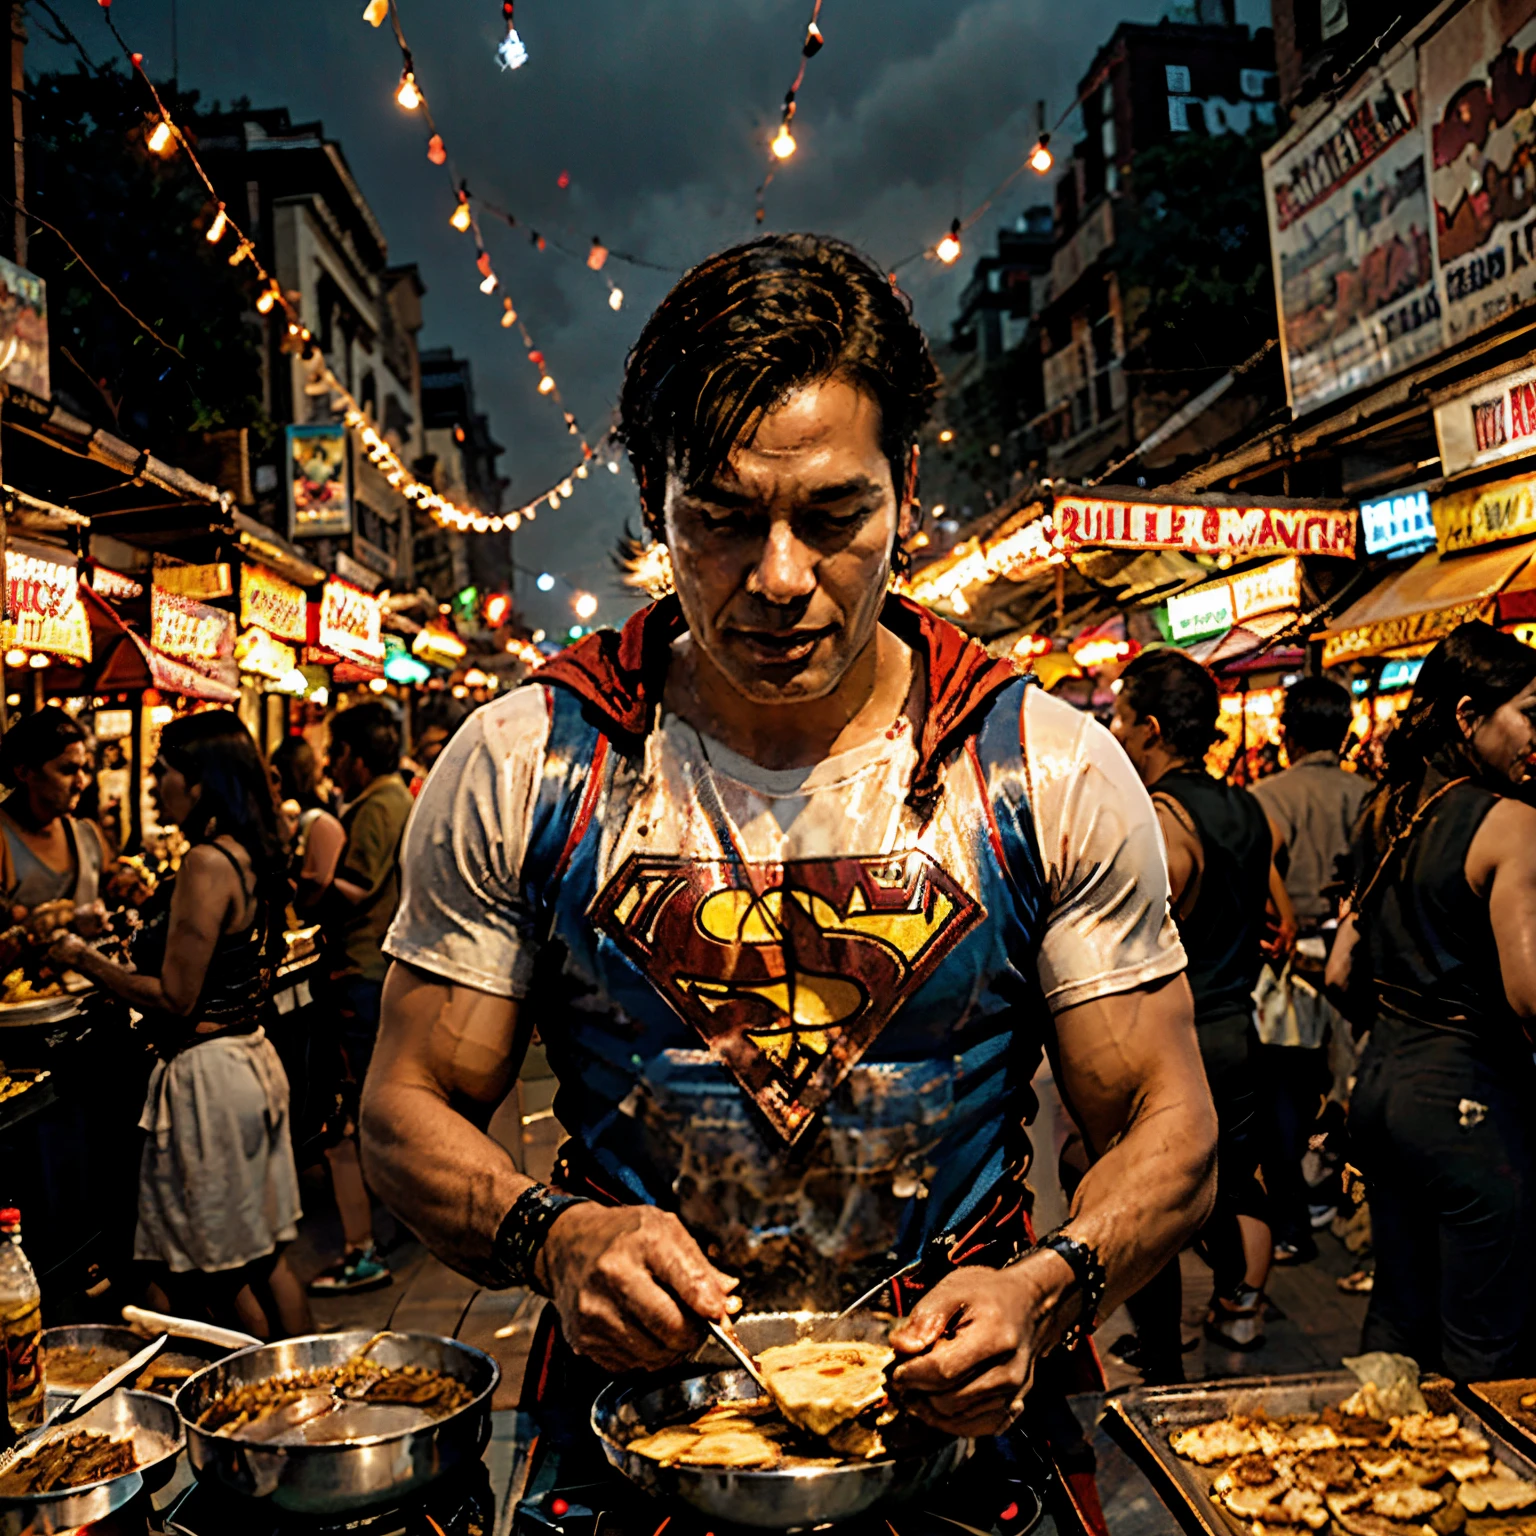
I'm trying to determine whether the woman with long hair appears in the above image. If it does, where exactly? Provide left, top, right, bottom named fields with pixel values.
left=1327, top=621, right=1536, bottom=1378
left=50, top=711, right=311, bottom=1339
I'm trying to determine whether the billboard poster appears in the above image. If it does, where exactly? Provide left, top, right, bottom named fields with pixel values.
left=1265, top=47, right=1440, bottom=415
left=1424, top=0, right=1536, bottom=344
left=286, top=423, right=350, bottom=540
left=0, top=257, right=49, bottom=401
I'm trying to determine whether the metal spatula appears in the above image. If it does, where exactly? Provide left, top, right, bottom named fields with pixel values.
left=706, top=1318, right=767, bottom=1392
left=809, top=1258, right=922, bottom=1342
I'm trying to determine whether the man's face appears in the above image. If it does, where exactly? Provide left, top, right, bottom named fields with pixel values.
left=19, top=742, right=89, bottom=820
left=1109, top=693, right=1159, bottom=785
left=416, top=725, right=450, bottom=772
left=662, top=376, right=904, bottom=705
left=327, top=739, right=365, bottom=797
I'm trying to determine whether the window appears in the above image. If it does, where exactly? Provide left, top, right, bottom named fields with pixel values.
left=1169, top=96, right=1192, bottom=132
left=1165, top=64, right=1191, bottom=93
left=1240, top=68, right=1271, bottom=99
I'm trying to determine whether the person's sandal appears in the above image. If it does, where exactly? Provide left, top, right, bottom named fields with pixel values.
left=1336, top=1269, right=1374, bottom=1295
left=307, top=1244, right=393, bottom=1295
left=1204, top=1287, right=1266, bottom=1351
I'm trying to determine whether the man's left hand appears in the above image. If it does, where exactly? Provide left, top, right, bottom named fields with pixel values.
left=888, top=1256, right=1072, bottom=1437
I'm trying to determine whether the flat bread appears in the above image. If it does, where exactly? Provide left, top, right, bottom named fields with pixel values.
left=754, top=1340, right=894, bottom=1439
left=1170, top=1419, right=1261, bottom=1464
left=674, top=1427, right=782, bottom=1469
left=1457, top=1470, right=1536, bottom=1513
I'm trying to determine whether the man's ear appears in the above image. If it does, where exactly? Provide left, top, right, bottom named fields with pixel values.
left=1454, top=694, right=1480, bottom=742
left=897, top=444, right=920, bottom=542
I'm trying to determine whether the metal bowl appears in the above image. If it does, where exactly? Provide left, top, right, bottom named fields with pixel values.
left=41, top=1324, right=232, bottom=1400
left=174, top=1330, right=499, bottom=1516
left=0, top=1389, right=184, bottom=1536
left=591, top=1311, right=972, bottom=1532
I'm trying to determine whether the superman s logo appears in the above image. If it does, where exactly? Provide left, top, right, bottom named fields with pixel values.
left=590, top=852, right=980, bottom=1143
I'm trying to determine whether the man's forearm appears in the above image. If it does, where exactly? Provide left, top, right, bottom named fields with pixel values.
left=360, top=1077, right=536, bottom=1284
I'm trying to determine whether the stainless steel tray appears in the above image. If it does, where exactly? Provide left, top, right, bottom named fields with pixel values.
left=1464, top=1379, right=1536, bottom=1459
left=1105, top=1370, right=1536, bottom=1536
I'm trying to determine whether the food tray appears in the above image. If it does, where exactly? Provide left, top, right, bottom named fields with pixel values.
left=0, top=995, right=80, bottom=1026
left=1105, top=1371, right=1536, bottom=1536
left=1465, top=1382, right=1536, bottom=1459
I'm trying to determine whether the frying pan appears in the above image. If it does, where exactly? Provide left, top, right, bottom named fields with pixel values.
left=591, top=1310, right=972, bottom=1532
left=40, top=1325, right=235, bottom=1400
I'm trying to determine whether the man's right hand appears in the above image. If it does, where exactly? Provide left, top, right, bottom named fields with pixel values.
left=535, top=1203, right=738, bottom=1373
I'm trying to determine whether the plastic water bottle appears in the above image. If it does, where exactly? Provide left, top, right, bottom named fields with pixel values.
left=0, top=1208, right=42, bottom=1432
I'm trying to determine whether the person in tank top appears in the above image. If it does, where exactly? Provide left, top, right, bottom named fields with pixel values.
left=49, top=711, right=312, bottom=1341
left=0, top=708, right=108, bottom=919
left=1111, top=648, right=1295, bottom=1371
left=1328, top=621, right=1536, bottom=1379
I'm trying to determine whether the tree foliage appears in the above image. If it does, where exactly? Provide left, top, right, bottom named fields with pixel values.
left=26, top=68, right=268, bottom=446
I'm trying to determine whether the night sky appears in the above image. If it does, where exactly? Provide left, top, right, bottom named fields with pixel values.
left=32, top=0, right=1265, bottom=636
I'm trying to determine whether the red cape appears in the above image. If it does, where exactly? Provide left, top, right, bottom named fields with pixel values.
left=536, top=592, right=1018, bottom=814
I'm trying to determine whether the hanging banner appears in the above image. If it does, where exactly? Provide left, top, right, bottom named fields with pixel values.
left=90, top=566, right=144, bottom=603
left=1167, top=557, right=1302, bottom=642
left=1264, top=46, right=1439, bottom=415
left=1432, top=471, right=1536, bottom=553
left=1434, top=359, right=1536, bottom=476
left=1424, top=0, right=1536, bottom=345
left=0, top=257, right=50, bottom=401
left=152, top=554, right=233, bottom=600
left=150, top=584, right=238, bottom=691
left=1, top=543, right=90, bottom=661
left=1052, top=493, right=1357, bottom=558
left=240, top=563, right=308, bottom=642
left=287, top=423, right=351, bottom=540
left=235, top=626, right=299, bottom=682
left=317, top=578, right=383, bottom=667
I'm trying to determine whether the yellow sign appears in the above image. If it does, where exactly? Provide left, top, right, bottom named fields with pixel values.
left=318, top=579, right=383, bottom=666
left=1432, top=473, right=1536, bottom=554
left=240, top=564, right=307, bottom=642
left=235, top=626, right=299, bottom=682
left=2, top=547, right=91, bottom=661
left=153, top=555, right=234, bottom=600
left=1321, top=595, right=1497, bottom=667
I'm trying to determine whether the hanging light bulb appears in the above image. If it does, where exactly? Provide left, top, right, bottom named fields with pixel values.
left=538, top=374, right=556, bottom=395
left=147, top=119, right=174, bottom=154
left=1029, top=135, right=1054, bottom=174
left=501, top=297, right=518, bottom=327
left=427, top=133, right=446, bottom=165
left=396, top=69, right=422, bottom=110
left=587, top=238, right=609, bottom=271
left=362, top=0, right=388, bottom=24
left=803, top=19, right=825, bottom=55
left=205, top=204, right=228, bottom=244
left=547, top=490, right=561, bottom=508
left=256, top=284, right=278, bottom=314
left=498, top=0, right=529, bottom=69
left=450, top=195, right=472, bottom=233
left=608, top=286, right=624, bottom=311
left=479, top=271, right=499, bottom=294
left=559, top=479, right=573, bottom=497
left=608, top=460, right=621, bottom=474
left=228, top=240, right=252, bottom=267
left=771, top=124, right=796, bottom=160
left=575, top=463, right=588, bottom=478
left=936, top=219, right=963, bottom=265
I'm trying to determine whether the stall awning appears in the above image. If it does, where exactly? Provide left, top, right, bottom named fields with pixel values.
left=1320, top=543, right=1534, bottom=667
left=1187, top=610, right=1303, bottom=670
left=83, top=585, right=241, bottom=703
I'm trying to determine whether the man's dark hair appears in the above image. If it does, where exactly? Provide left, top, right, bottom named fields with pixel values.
left=619, top=234, right=939, bottom=538
left=1282, top=677, right=1354, bottom=756
left=329, top=701, right=401, bottom=776
left=0, top=706, right=86, bottom=789
left=1118, top=648, right=1221, bottom=760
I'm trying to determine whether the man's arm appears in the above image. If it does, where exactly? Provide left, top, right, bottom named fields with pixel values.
left=361, top=961, right=737, bottom=1375
left=891, top=973, right=1214, bottom=1436
left=1152, top=793, right=1201, bottom=914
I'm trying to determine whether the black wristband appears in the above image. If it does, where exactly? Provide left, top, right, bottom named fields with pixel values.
left=489, top=1184, right=590, bottom=1294
left=1034, top=1227, right=1106, bottom=1353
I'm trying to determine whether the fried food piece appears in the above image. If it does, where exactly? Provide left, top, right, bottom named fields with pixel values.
left=1371, top=1485, right=1443, bottom=1520
left=0, top=1430, right=136, bottom=1495
left=754, top=1340, right=894, bottom=1439
left=1290, top=1448, right=1358, bottom=1492
left=1456, top=1468, right=1536, bottom=1513
left=1211, top=1470, right=1286, bottom=1522
left=826, top=1420, right=885, bottom=1460
left=1231, top=1452, right=1280, bottom=1485
left=1170, top=1418, right=1260, bottom=1464
left=693, top=1397, right=776, bottom=1424
left=628, top=1427, right=704, bottom=1466
left=1440, top=1453, right=1490, bottom=1483
left=675, top=1428, right=782, bottom=1469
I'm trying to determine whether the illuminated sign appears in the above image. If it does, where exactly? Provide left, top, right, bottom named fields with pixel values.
left=153, top=555, right=232, bottom=601
left=383, top=635, right=431, bottom=685
left=1434, top=362, right=1536, bottom=478
left=1432, top=473, right=1536, bottom=554
left=90, top=566, right=144, bottom=602
left=1052, top=495, right=1356, bottom=559
left=150, top=585, right=236, bottom=692
left=2, top=545, right=91, bottom=661
left=1378, top=657, right=1424, bottom=690
left=318, top=579, right=383, bottom=667
left=1360, top=490, right=1436, bottom=556
left=235, top=626, right=299, bottom=682
left=412, top=621, right=466, bottom=668
left=240, top=563, right=307, bottom=642
left=93, top=708, right=133, bottom=740
left=1167, top=557, right=1301, bottom=643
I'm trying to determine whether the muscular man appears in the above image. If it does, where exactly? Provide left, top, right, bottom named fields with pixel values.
left=361, top=236, right=1216, bottom=1454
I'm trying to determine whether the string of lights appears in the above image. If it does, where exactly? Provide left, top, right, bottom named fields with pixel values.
left=755, top=0, right=826, bottom=223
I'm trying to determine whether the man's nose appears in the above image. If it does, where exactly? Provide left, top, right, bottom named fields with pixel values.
left=744, top=518, right=817, bottom=606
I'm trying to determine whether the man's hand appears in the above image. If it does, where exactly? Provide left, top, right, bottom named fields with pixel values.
left=537, top=1204, right=738, bottom=1375
left=887, top=1254, right=1073, bottom=1437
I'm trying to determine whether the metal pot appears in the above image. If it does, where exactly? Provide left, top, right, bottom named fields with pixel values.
left=174, top=1329, right=498, bottom=1516
left=591, top=1311, right=973, bottom=1532
left=0, top=1389, right=184, bottom=1536
left=40, top=1324, right=234, bottom=1400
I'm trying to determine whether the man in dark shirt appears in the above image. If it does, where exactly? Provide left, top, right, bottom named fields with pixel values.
left=1112, top=649, right=1290, bottom=1365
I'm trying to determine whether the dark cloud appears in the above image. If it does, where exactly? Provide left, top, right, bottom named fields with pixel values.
left=30, top=0, right=1265, bottom=634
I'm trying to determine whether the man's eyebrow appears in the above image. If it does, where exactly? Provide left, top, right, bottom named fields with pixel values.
left=800, top=475, right=882, bottom=506
left=682, top=473, right=883, bottom=509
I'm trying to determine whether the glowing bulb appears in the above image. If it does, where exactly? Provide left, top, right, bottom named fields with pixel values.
left=547, top=490, right=561, bottom=508
left=536, top=572, right=555, bottom=592
left=576, top=464, right=588, bottom=478
left=559, top=479, right=573, bottom=497
left=368, top=676, right=389, bottom=693
left=147, top=119, right=173, bottom=154
left=608, top=460, right=620, bottom=473
left=497, top=28, right=528, bottom=70
left=608, top=286, right=624, bottom=311
left=427, top=133, right=446, bottom=165
left=1029, top=136, right=1054, bottom=175
left=397, top=71, right=422, bottom=110
left=450, top=198, right=472, bottom=233
left=27, top=654, right=47, bottom=670
left=538, top=374, right=556, bottom=394
left=480, top=272, right=499, bottom=294
left=572, top=591, right=599, bottom=621
left=256, top=286, right=277, bottom=314
left=362, top=0, right=388, bottom=25
left=936, top=220, right=962, bottom=265
left=938, top=428, right=955, bottom=443
left=501, top=298, right=517, bottom=327
left=771, top=126, right=797, bottom=160
left=205, top=205, right=228, bottom=243
left=4, top=649, right=25, bottom=668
